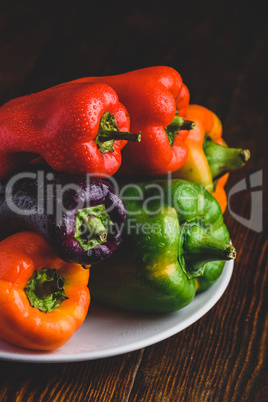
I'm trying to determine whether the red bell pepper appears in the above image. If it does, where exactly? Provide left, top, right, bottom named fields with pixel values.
left=68, top=66, right=194, bottom=176
left=0, top=82, right=140, bottom=179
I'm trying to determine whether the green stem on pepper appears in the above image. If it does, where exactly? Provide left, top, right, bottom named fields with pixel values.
left=165, top=115, right=195, bottom=146
left=98, top=130, right=141, bottom=143
left=74, top=204, right=113, bottom=251
left=24, top=268, right=68, bottom=313
left=180, top=222, right=236, bottom=279
left=96, top=112, right=141, bottom=153
left=203, top=136, right=251, bottom=181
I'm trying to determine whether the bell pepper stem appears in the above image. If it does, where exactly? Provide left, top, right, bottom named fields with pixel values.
left=97, top=130, right=141, bottom=143
left=168, top=115, right=196, bottom=131
left=74, top=205, right=113, bottom=251
left=181, top=223, right=236, bottom=278
left=165, top=115, right=195, bottom=146
left=96, top=111, right=141, bottom=153
left=24, top=268, right=68, bottom=313
left=203, top=138, right=251, bottom=181
left=83, top=215, right=107, bottom=242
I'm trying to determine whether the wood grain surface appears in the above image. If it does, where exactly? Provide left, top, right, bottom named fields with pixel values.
left=0, top=0, right=267, bottom=401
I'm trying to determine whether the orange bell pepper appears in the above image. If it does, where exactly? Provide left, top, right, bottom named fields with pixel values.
left=172, top=104, right=250, bottom=213
left=0, top=232, right=90, bottom=351
left=212, top=174, right=229, bottom=214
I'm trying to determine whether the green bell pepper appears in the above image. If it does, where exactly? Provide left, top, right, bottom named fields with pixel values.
left=90, top=179, right=236, bottom=312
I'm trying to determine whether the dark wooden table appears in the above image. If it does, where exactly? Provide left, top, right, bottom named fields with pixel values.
left=0, top=1, right=267, bottom=401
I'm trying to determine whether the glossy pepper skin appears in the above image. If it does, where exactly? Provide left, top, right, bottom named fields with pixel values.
left=90, top=179, right=236, bottom=313
left=0, top=166, right=126, bottom=265
left=0, top=232, right=90, bottom=351
left=0, top=82, right=137, bottom=179
left=68, top=66, right=193, bottom=176
left=172, top=105, right=250, bottom=212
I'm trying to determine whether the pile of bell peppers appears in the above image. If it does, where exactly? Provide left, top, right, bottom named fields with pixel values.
left=0, top=66, right=250, bottom=350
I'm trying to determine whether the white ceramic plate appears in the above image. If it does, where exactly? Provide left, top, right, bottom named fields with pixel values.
left=0, top=259, right=233, bottom=363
